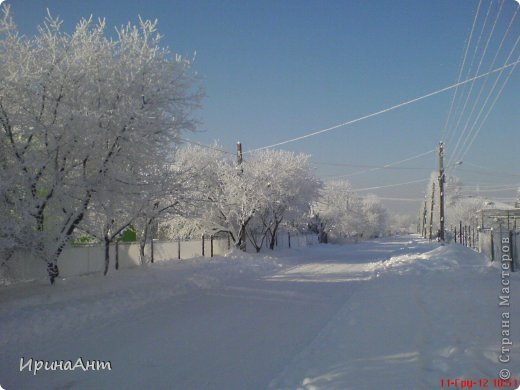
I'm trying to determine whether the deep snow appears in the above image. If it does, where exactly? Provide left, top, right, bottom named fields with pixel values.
left=0, top=235, right=518, bottom=389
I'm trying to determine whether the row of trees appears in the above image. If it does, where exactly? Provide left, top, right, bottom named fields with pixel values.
left=161, top=148, right=389, bottom=248
left=0, top=6, right=389, bottom=284
left=162, top=146, right=321, bottom=252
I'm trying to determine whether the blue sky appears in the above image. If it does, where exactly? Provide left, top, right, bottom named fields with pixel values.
left=6, top=0, right=520, bottom=215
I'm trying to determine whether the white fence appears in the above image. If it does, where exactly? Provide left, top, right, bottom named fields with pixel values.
left=2, top=233, right=318, bottom=283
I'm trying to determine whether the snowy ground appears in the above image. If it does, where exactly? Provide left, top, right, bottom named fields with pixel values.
left=1, top=235, right=519, bottom=389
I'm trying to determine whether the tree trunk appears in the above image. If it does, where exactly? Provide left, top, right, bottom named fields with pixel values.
left=46, top=191, right=92, bottom=284
left=46, top=261, right=59, bottom=285
left=268, top=222, right=280, bottom=250
left=103, top=236, right=110, bottom=275
left=237, top=224, right=246, bottom=251
left=150, top=237, right=154, bottom=264
left=115, top=240, right=119, bottom=270
left=139, top=239, right=146, bottom=265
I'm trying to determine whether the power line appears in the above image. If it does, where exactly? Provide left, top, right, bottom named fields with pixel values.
left=448, top=0, right=504, bottom=160
left=374, top=196, right=425, bottom=202
left=442, top=0, right=483, bottom=143
left=178, top=138, right=235, bottom=155
left=459, top=186, right=519, bottom=193
left=456, top=51, right=520, bottom=164
left=449, top=1, right=511, bottom=162
left=450, top=38, right=520, bottom=165
left=455, top=167, right=520, bottom=179
left=447, top=3, right=519, bottom=154
left=324, top=149, right=435, bottom=179
left=348, top=178, right=429, bottom=192
left=460, top=162, right=520, bottom=178
left=313, top=161, right=430, bottom=170
left=459, top=183, right=520, bottom=189
left=246, top=60, right=520, bottom=153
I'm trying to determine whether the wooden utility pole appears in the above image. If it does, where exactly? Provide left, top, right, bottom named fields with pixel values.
left=438, top=141, right=445, bottom=242
left=429, top=182, right=435, bottom=241
left=236, top=141, right=243, bottom=165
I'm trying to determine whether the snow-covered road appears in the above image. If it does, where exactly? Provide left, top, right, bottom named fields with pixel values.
left=1, top=236, right=518, bottom=389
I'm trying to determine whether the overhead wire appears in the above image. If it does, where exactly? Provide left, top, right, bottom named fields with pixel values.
left=312, top=161, right=430, bottom=170
left=460, top=161, right=520, bottom=177
left=442, top=0, right=483, bottom=143
left=323, top=149, right=435, bottom=180
left=449, top=5, right=519, bottom=167
left=448, top=0, right=503, bottom=161
left=458, top=183, right=520, bottom=189
left=450, top=0, right=494, bottom=138
left=178, top=138, right=235, bottom=155
left=449, top=0, right=513, bottom=164
left=459, top=186, right=520, bottom=193
left=370, top=196, right=425, bottom=202
left=246, top=59, right=520, bottom=153
left=456, top=49, right=520, bottom=165
left=348, top=178, right=429, bottom=192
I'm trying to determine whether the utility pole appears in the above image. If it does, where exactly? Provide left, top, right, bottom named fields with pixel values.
left=417, top=209, right=422, bottom=234
left=236, top=141, right=243, bottom=165
left=422, top=199, right=428, bottom=237
left=438, top=141, right=445, bottom=242
left=429, top=181, right=435, bottom=241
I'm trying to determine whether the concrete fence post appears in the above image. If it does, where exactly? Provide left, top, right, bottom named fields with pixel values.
left=490, top=230, right=494, bottom=262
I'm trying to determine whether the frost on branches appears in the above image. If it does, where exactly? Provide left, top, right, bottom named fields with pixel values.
left=161, top=146, right=321, bottom=252
left=311, top=180, right=388, bottom=243
left=0, top=6, right=202, bottom=283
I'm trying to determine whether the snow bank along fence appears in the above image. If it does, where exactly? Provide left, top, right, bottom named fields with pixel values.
left=477, top=208, right=520, bottom=272
left=2, top=232, right=318, bottom=282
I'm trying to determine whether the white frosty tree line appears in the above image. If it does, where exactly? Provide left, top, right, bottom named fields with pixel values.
left=161, top=146, right=389, bottom=248
left=0, top=7, right=389, bottom=284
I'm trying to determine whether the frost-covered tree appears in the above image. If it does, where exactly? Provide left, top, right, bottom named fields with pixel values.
left=160, top=144, right=231, bottom=238
left=314, top=180, right=362, bottom=242
left=0, top=6, right=202, bottom=283
left=161, top=146, right=320, bottom=252
left=313, top=180, right=387, bottom=242
left=446, top=197, right=484, bottom=230
left=361, top=194, right=387, bottom=238
left=132, top=164, right=191, bottom=265
left=77, top=184, right=139, bottom=275
left=388, top=214, right=417, bottom=235
left=245, top=150, right=320, bottom=251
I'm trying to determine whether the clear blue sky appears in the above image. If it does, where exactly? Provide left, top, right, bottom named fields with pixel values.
left=6, top=0, right=520, bottom=215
